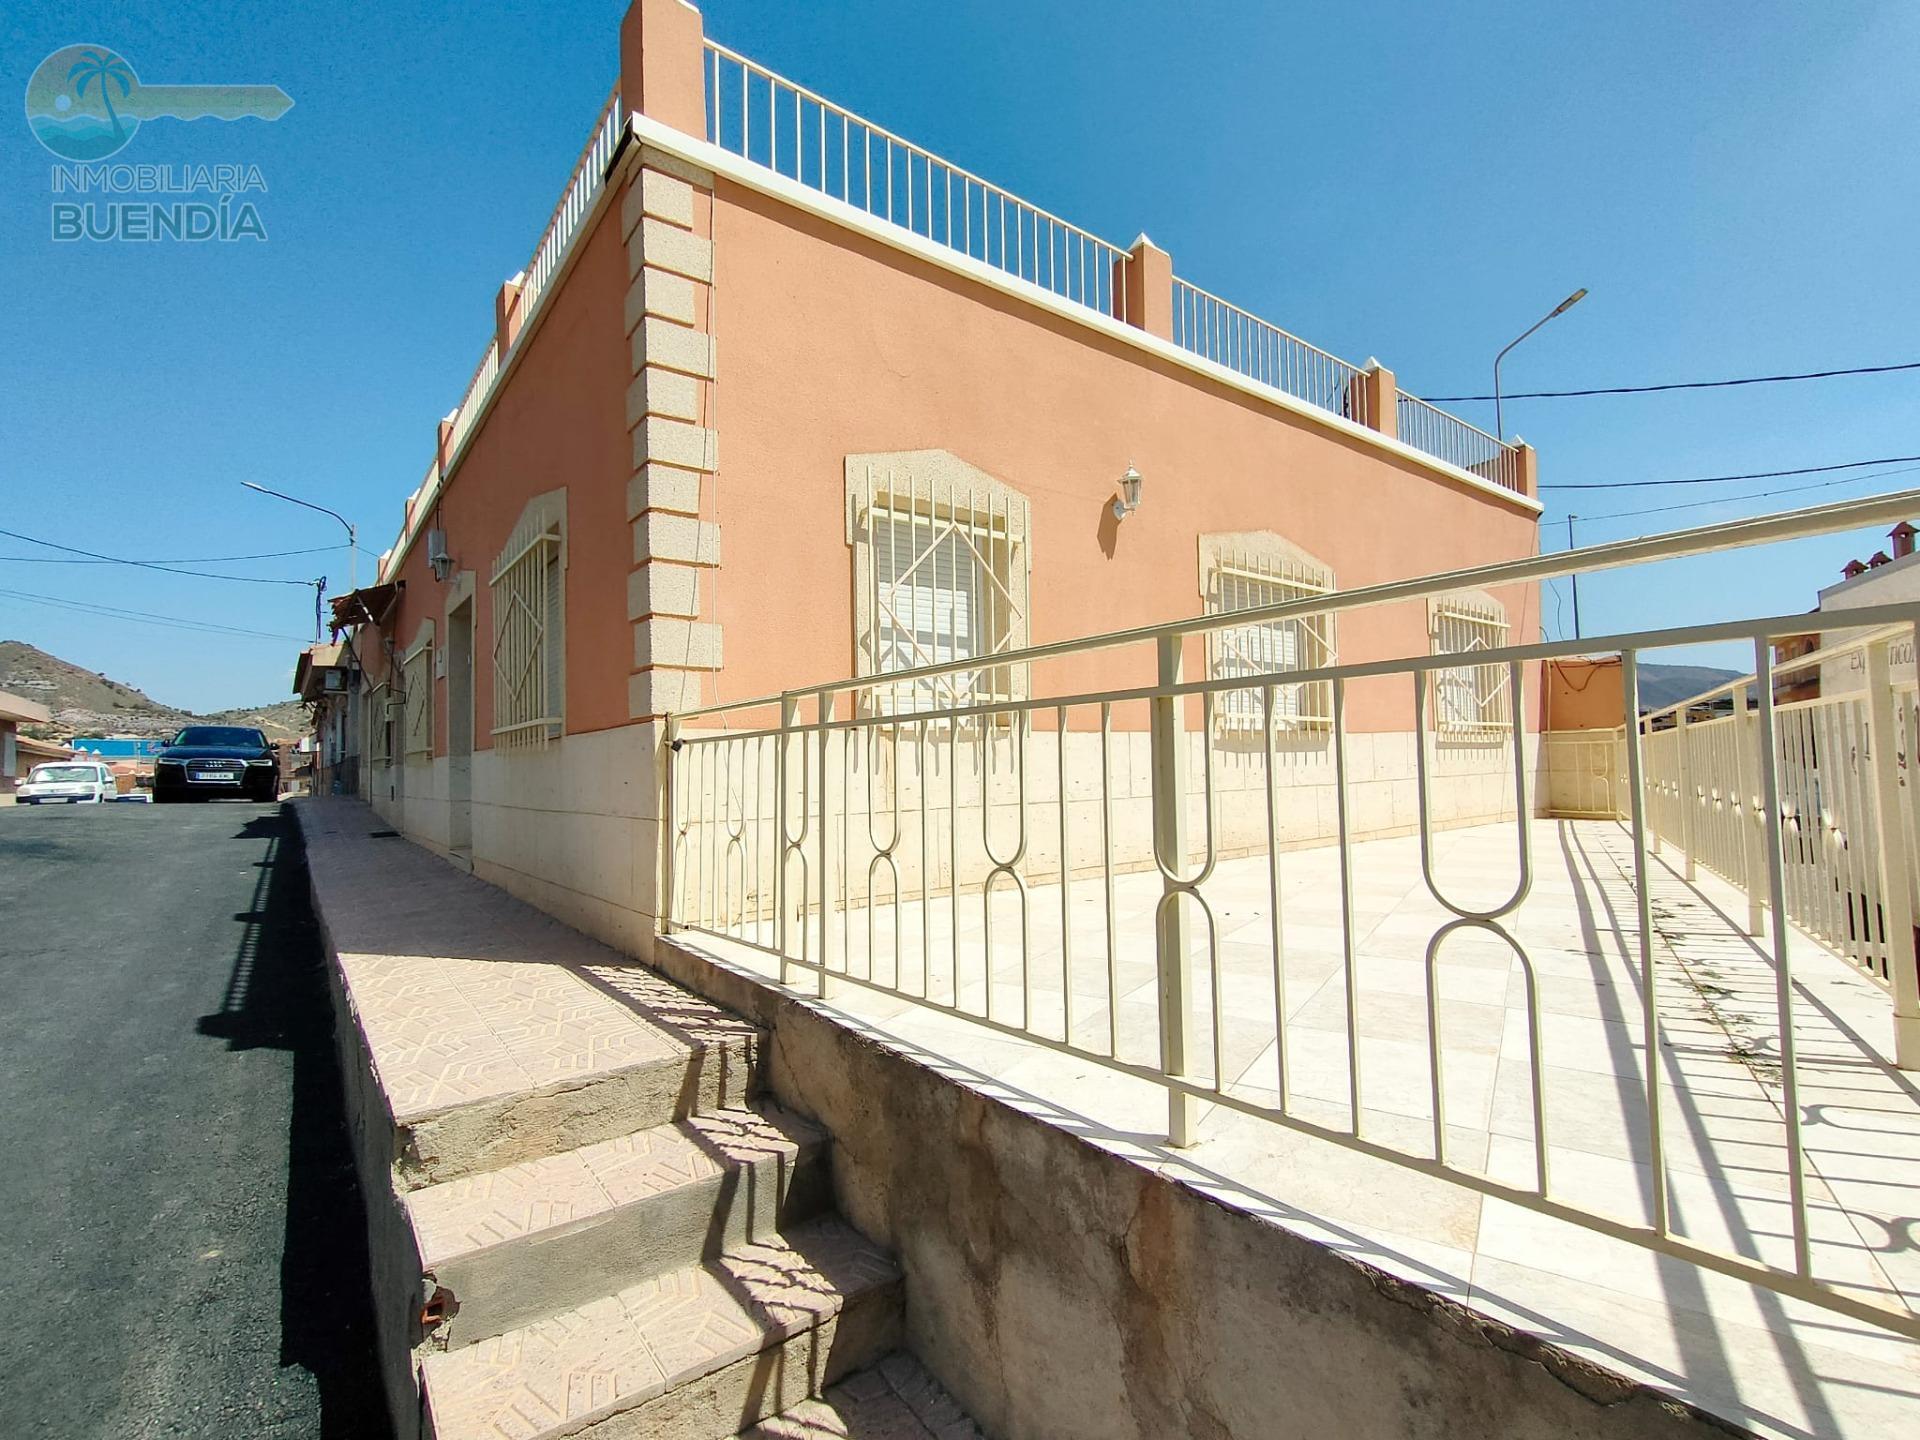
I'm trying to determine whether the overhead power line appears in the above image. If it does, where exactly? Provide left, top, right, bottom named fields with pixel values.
left=0, top=544, right=343, bottom=566
left=1563, top=462, right=1920, bottom=526
left=0, top=525, right=326, bottom=585
left=0, top=586, right=314, bottom=642
left=1425, top=360, right=1920, bottom=403
left=1542, top=455, right=1920, bottom=493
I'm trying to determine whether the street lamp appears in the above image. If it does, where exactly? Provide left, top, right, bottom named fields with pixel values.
left=1493, top=288, right=1587, bottom=441
left=243, top=482, right=359, bottom=590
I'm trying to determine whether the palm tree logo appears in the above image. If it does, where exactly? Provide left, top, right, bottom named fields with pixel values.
left=68, top=49, right=134, bottom=147
left=24, top=43, right=145, bottom=160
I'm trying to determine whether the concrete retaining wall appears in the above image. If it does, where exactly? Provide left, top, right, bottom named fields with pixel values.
left=651, top=933, right=1753, bottom=1440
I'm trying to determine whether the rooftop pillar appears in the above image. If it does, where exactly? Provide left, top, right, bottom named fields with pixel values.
left=436, top=414, right=456, bottom=477
left=620, top=0, right=707, bottom=139
left=494, top=274, right=526, bottom=364
left=1351, top=360, right=1397, bottom=438
left=1115, top=234, right=1172, bottom=340
left=1511, top=440, right=1539, bottom=500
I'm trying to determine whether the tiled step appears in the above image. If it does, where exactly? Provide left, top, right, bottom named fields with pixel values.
left=741, top=1352, right=986, bottom=1439
left=408, top=1106, right=832, bottom=1348
left=421, top=1218, right=903, bottom=1440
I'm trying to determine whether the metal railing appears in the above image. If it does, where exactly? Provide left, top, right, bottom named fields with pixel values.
left=1396, top=391, right=1521, bottom=493
left=445, top=84, right=626, bottom=463
left=1638, top=625, right=1920, bottom=994
left=704, top=41, right=1130, bottom=321
left=1170, top=278, right=1371, bottom=428
left=697, top=40, right=1528, bottom=489
left=663, top=489, right=1920, bottom=1340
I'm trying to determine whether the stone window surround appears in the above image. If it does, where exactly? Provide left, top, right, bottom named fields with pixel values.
left=845, top=449, right=1033, bottom=714
left=1197, top=530, right=1337, bottom=733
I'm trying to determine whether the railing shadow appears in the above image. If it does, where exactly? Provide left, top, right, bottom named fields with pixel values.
left=196, top=805, right=393, bottom=1440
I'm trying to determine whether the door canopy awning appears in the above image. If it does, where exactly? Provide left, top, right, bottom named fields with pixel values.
left=328, top=582, right=402, bottom=634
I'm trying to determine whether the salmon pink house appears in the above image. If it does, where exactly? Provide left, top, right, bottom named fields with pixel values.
left=333, top=0, right=1545, bottom=960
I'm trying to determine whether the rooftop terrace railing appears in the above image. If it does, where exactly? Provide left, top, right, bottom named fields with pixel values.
left=704, top=40, right=1130, bottom=322
left=698, top=41, right=1525, bottom=488
left=1396, top=391, right=1519, bottom=493
left=386, top=84, right=626, bottom=579
left=1169, top=277, right=1372, bottom=428
left=663, top=488, right=1920, bottom=1341
left=445, top=85, right=626, bottom=461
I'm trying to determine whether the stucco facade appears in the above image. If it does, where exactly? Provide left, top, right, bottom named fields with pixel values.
left=339, top=0, right=1546, bottom=961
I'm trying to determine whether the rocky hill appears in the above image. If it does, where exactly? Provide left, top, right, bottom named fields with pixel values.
left=0, top=641, right=307, bottom=742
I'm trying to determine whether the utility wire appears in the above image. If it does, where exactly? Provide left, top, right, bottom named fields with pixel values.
left=0, top=544, right=343, bottom=566
left=1561, top=462, right=1920, bottom=527
left=1426, top=360, right=1920, bottom=403
left=0, top=525, right=325, bottom=585
left=1542, top=455, right=1920, bottom=492
left=0, top=586, right=314, bottom=642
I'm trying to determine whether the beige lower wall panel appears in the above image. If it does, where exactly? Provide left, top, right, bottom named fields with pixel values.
left=668, top=728, right=1542, bottom=923
left=368, top=724, right=666, bottom=960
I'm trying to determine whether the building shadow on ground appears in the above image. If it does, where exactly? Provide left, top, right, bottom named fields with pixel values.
left=198, top=805, right=394, bottom=1439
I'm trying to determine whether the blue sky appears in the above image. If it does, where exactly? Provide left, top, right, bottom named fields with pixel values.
left=5, top=1, right=1918, bottom=711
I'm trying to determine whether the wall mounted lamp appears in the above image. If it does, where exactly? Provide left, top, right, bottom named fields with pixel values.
left=427, top=527, right=454, bottom=582
left=1111, top=465, right=1144, bottom=521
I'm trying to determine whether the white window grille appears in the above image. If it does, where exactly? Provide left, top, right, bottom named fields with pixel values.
left=1430, top=593, right=1512, bottom=737
left=849, top=456, right=1031, bottom=716
left=490, top=494, right=566, bottom=749
left=401, top=636, right=434, bottom=758
left=1201, top=536, right=1335, bottom=731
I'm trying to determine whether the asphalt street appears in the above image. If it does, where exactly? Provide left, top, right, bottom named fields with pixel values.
left=0, top=802, right=391, bottom=1439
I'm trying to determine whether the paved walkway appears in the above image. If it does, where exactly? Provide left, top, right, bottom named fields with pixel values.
left=675, top=819, right=1920, bottom=1440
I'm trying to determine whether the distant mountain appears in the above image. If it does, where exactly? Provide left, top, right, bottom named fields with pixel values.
left=199, top=698, right=310, bottom=741
left=0, top=641, right=306, bottom=742
left=1636, top=662, right=1743, bottom=709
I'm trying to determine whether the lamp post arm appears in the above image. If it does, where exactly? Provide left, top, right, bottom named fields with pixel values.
left=1493, top=313, right=1556, bottom=442
left=1491, top=288, right=1587, bottom=442
left=243, top=481, right=359, bottom=589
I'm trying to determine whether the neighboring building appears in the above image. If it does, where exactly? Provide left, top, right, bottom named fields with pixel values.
left=1812, top=521, right=1920, bottom=695
left=293, top=641, right=360, bottom=796
left=1772, top=629, right=1821, bottom=704
left=66, top=736, right=168, bottom=793
left=0, top=690, right=55, bottom=802
left=1543, top=656, right=1625, bottom=733
left=327, top=0, right=1546, bottom=959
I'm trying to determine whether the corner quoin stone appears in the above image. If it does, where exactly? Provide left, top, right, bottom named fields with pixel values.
left=627, top=563, right=700, bottom=621
left=633, top=512, right=720, bottom=568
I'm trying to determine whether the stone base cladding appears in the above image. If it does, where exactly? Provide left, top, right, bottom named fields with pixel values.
left=624, top=147, right=721, bottom=723
left=667, top=727, right=1547, bottom=917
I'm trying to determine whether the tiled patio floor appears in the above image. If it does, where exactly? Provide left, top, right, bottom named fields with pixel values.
left=674, top=819, right=1920, bottom=1440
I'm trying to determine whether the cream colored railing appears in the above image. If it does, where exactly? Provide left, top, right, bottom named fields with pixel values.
left=704, top=40, right=1131, bottom=321
left=664, top=489, right=1920, bottom=1340
left=1638, top=625, right=1920, bottom=992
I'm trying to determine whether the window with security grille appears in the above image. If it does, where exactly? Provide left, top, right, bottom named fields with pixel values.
left=401, top=640, right=433, bottom=757
left=1430, top=594, right=1511, bottom=737
left=490, top=494, right=566, bottom=749
left=1202, top=536, right=1335, bottom=731
left=850, top=459, right=1030, bottom=715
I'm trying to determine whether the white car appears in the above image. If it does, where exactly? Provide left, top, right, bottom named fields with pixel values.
left=16, top=760, right=118, bottom=805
